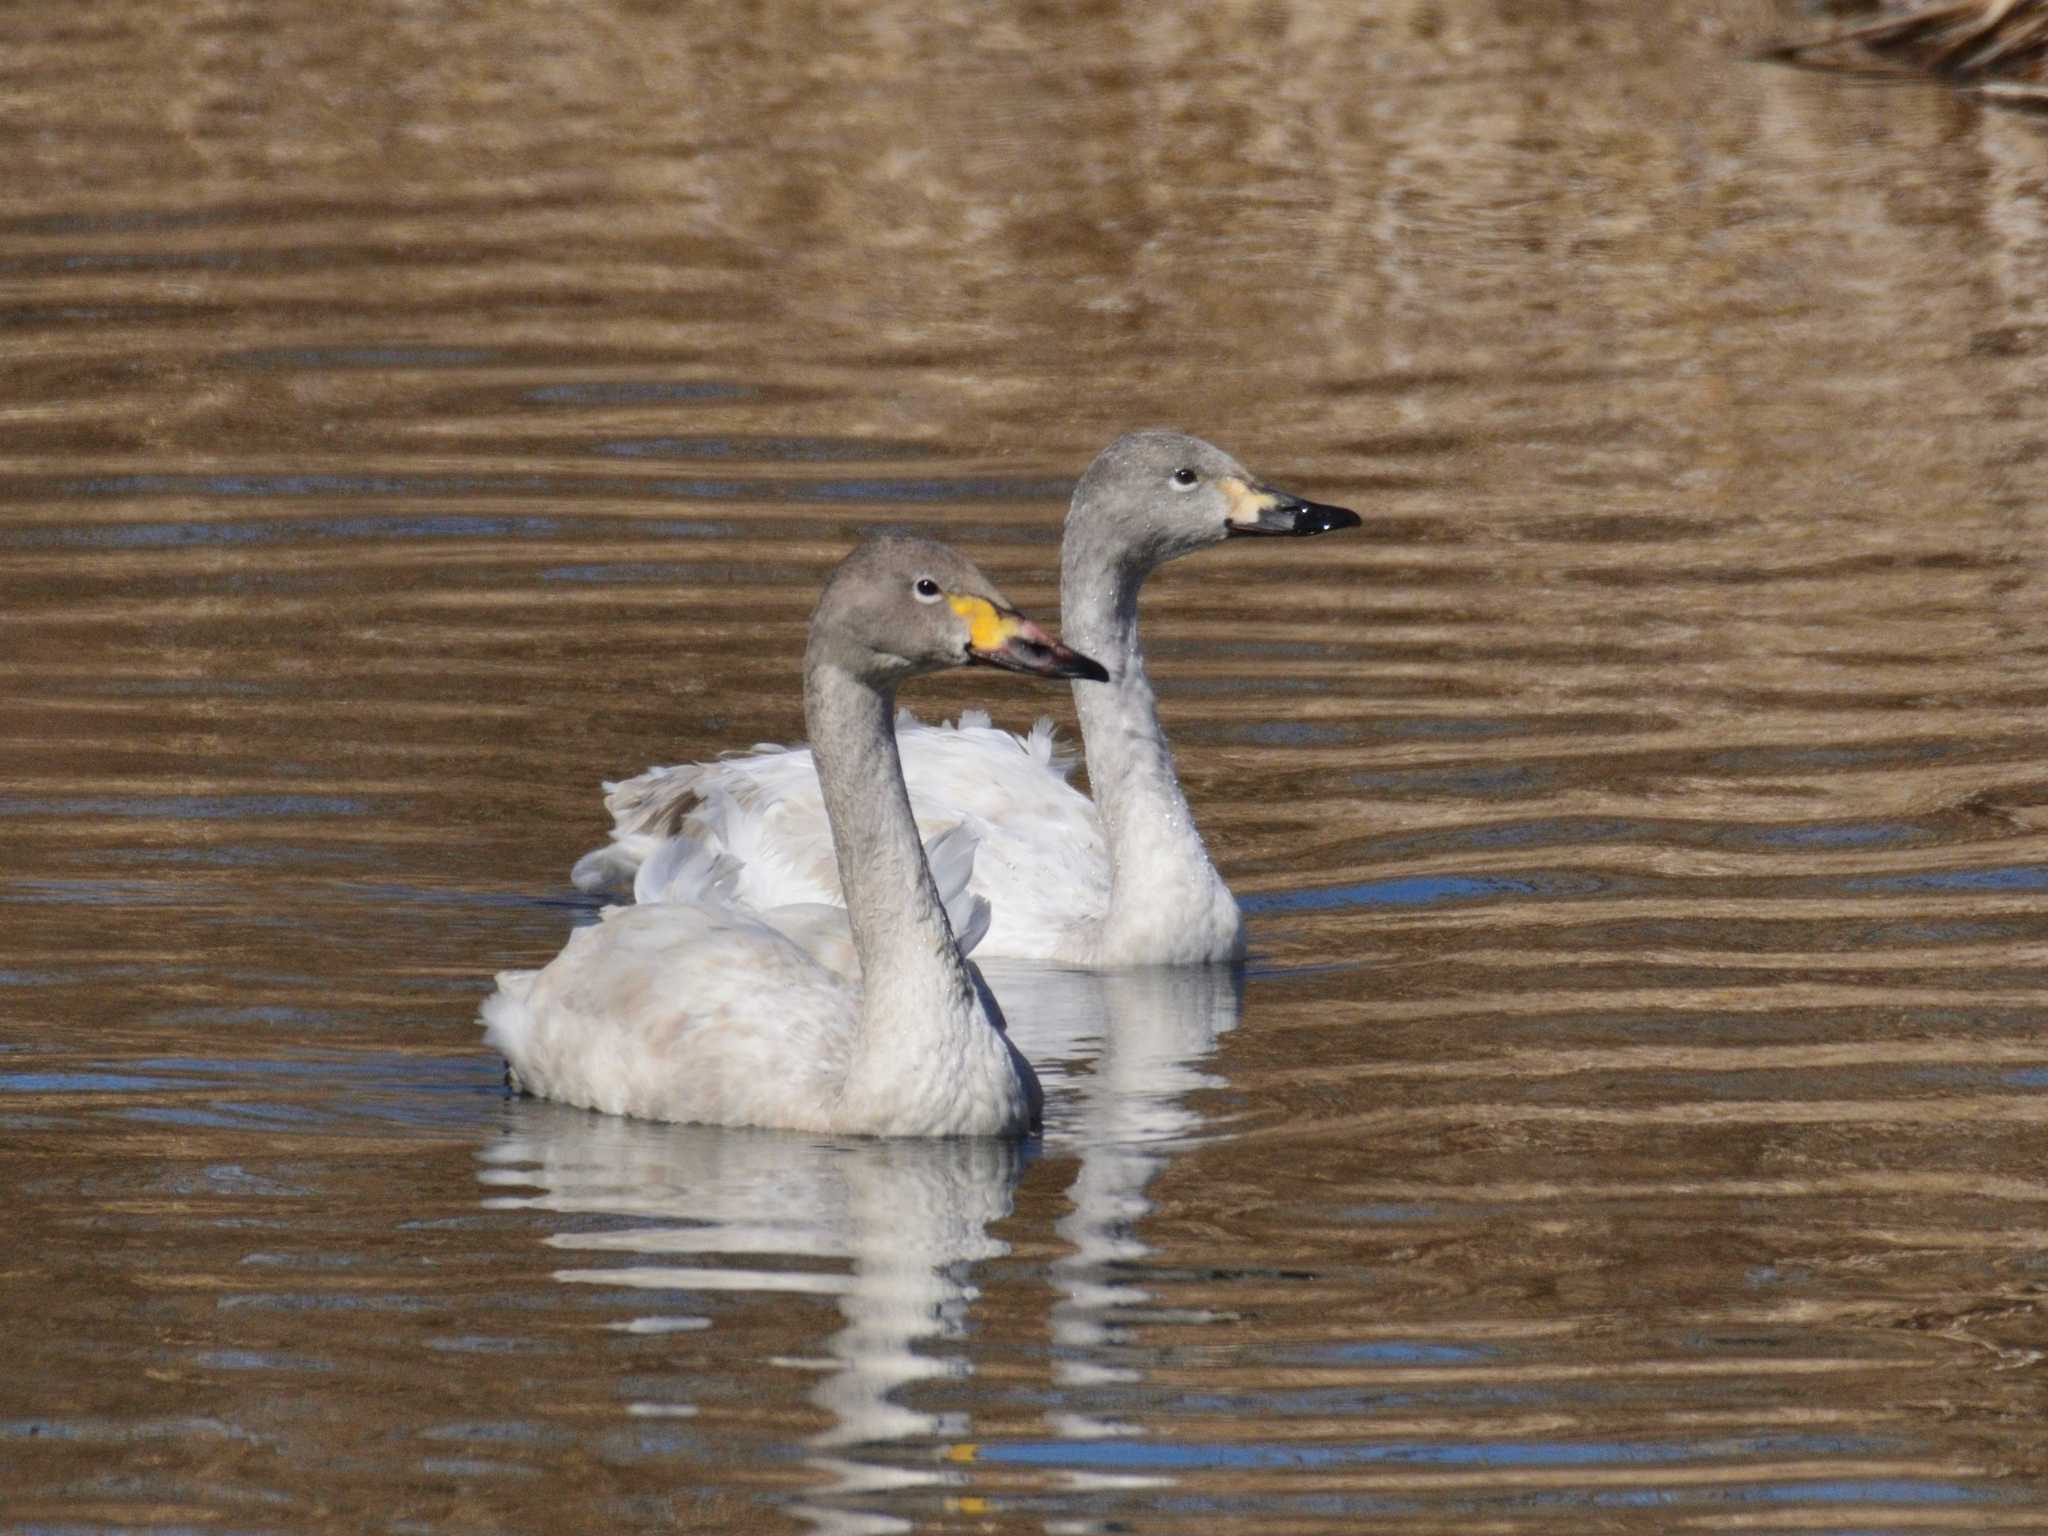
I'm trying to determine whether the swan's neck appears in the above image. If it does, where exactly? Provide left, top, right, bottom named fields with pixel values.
left=799, top=651, right=1037, bottom=1135
left=808, top=656, right=1035, bottom=1132
left=1061, top=555, right=1242, bottom=963
left=807, top=659, right=980, bottom=1026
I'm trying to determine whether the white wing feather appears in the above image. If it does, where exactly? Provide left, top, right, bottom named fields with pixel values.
left=482, top=903, right=857, bottom=1131
left=573, top=711, right=1107, bottom=962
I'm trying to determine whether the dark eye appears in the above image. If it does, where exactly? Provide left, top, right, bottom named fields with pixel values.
left=1171, top=467, right=1198, bottom=487
left=913, top=576, right=942, bottom=602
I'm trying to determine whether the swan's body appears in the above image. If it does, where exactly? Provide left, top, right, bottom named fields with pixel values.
left=484, top=537, right=1106, bottom=1137
left=572, top=432, right=1358, bottom=967
left=589, top=709, right=1106, bottom=962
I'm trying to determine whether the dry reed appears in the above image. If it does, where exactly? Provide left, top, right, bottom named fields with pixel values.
left=1766, top=0, right=2048, bottom=103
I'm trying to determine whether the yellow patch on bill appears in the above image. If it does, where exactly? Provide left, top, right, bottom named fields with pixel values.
left=1220, top=475, right=1281, bottom=526
left=947, top=594, right=1014, bottom=651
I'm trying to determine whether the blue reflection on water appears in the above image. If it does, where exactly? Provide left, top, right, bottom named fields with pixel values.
left=142, top=1006, right=338, bottom=1028
left=797, top=476, right=1066, bottom=502
left=57, top=474, right=469, bottom=500
left=1335, top=1203, right=1440, bottom=1224
left=970, top=1430, right=1890, bottom=1470
left=55, top=250, right=242, bottom=271
left=1, top=879, right=195, bottom=905
left=525, top=381, right=751, bottom=403
left=1224, top=721, right=1361, bottom=746
left=1584, top=1478, right=1984, bottom=1507
left=1245, top=876, right=1548, bottom=913
left=193, top=1348, right=334, bottom=1372
left=21, top=470, right=1068, bottom=509
left=417, top=1420, right=568, bottom=1446
left=126, top=1054, right=461, bottom=1078
left=596, top=436, right=924, bottom=462
left=1707, top=741, right=1958, bottom=772
left=336, top=880, right=604, bottom=916
left=230, top=345, right=498, bottom=369
left=0, top=794, right=367, bottom=819
left=1849, top=866, right=2048, bottom=895
left=1295, top=1341, right=1487, bottom=1364
left=217, top=1293, right=437, bottom=1313
left=1348, top=762, right=1551, bottom=796
left=7, top=511, right=563, bottom=546
left=0, top=1051, right=504, bottom=1141
left=1368, top=817, right=1648, bottom=859
left=0, top=1414, right=260, bottom=1442
left=0, top=1072, right=193, bottom=1093
left=1749, top=822, right=1916, bottom=849
left=543, top=562, right=727, bottom=583
left=121, top=1107, right=288, bottom=1130
left=1384, top=716, right=1524, bottom=738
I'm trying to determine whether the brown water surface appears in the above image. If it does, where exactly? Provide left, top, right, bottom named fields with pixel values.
left=5, top=2, right=2048, bottom=1532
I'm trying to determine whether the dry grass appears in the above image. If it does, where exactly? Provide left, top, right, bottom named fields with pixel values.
left=1765, top=0, right=2048, bottom=103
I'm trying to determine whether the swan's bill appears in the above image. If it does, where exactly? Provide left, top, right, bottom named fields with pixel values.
left=950, top=594, right=1110, bottom=683
left=1220, top=476, right=1361, bottom=537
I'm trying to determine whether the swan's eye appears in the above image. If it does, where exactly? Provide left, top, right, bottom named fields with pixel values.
left=912, top=576, right=943, bottom=603
left=1170, top=467, right=1199, bottom=488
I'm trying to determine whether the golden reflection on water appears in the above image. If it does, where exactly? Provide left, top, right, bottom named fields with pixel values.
left=5, top=0, right=2048, bottom=1530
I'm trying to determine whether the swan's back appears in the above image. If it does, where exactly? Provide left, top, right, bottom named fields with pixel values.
left=584, top=710, right=1109, bottom=960
left=484, top=903, right=857, bottom=1130
left=902, top=713, right=1109, bottom=954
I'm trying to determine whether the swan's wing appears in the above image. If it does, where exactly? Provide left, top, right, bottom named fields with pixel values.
left=569, top=713, right=1108, bottom=961
left=735, top=824, right=990, bottom=977
left=630, top=833, right=740, bottom=907
left=573, top=745, right=844, bottom=911
left=955, top=894, right=993, bottom=958
left=750, top=902, right=858, bottom=977
left=921, top=821, right=991, bottom=959
left=483, top=902, right=856, bottom=1131
left=569, top=761, right=712, bottom=897
left=896, top=717, right=1108, bottom=959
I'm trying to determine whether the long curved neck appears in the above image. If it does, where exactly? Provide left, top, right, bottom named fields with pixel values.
left=1060, top=544, right=1235, bottom=956
left=804, top=655, right=979, bottom=1032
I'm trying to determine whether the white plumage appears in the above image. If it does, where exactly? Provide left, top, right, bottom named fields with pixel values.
left=572, top=431, right=1358, bottom=967
left=575, top=708, right=1103, bottom=963
left=483, top=536, right=1108, bottom=1137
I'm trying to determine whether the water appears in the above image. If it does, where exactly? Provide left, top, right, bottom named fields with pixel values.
left=5, top=0, right=2048, bottom=1529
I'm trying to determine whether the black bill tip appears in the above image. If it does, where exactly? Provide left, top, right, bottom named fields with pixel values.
left=1294, top=499, right=1362, bottom=535
left=1050, top=644, right=1111, bottom=683
left=970, top=626, right=1112, bottom=684
left=1227, top=492, right=1362, bottom=538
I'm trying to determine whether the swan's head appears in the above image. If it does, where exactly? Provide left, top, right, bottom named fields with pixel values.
left=814, top=536, right=1111, bottom=687
left=1068, top=429, right=1360, bottom=571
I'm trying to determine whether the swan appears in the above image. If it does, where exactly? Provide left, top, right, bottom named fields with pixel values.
left=482, top=535, right=1109, bottom=1136
left=571, top=431, right=1359, bottom=966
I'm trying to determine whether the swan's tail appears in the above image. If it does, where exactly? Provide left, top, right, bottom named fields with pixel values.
left=481, top=968, right=542, bottom=1092
left=568, top=841, right=640, bottom=896
left=569, top=762, right=711, bottom=895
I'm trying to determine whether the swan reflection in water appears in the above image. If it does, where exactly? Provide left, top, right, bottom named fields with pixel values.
left=986, top=961, right=1243, bottom=1449
left=477, top=961, right=1240, bottom=1531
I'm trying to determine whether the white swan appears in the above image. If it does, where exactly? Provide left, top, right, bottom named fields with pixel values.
left=571, top=431, right=1358, bottom=966
left=482, top=535, right=1108, bottom=1136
